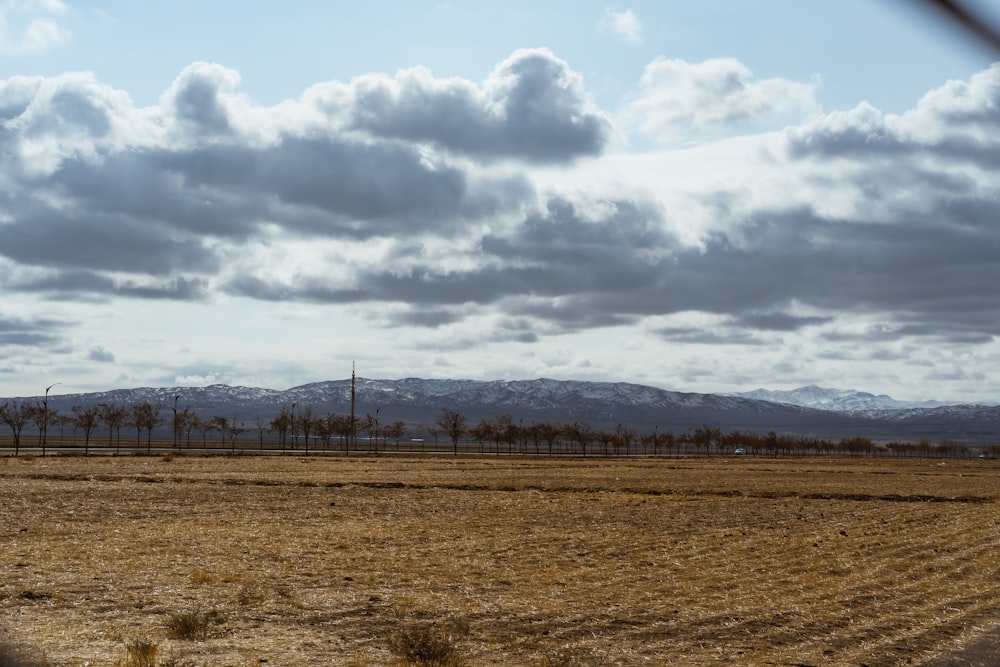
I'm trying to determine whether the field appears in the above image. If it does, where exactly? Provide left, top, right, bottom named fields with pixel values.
left=1, top=454, right=999, bottom=666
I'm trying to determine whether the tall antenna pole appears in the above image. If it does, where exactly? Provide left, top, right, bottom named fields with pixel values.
left=350, top=361, right=356, bottom=454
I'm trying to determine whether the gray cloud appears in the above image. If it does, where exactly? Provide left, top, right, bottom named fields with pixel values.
left=87, top=346, right=115, bottom=362
left=785, top=63, right=1000, bottom=167
left=225, top=184, right=1000, bottom=345
left=0, top=312, right=69, bottom=349
left=164, top=62, right=238, bottom=137
left=728, top=312, right=832, bottom=332
left=8, top=270, right=209, bottom=301
left=346, top=48, right=612, bottom=162
left=0, top=59, right=538, bottom=303
left=654, top=326, right=764, bottom=346
left=0, top=207, right=219, bottom=276
left=0, top=76, right=42, bottom=121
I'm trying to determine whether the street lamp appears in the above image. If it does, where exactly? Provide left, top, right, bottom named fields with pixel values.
left=374, top=407, right=380, bottom=454
left=172, top=394, right=181, bottom=452
left=42, top=382, right=62, bottom=455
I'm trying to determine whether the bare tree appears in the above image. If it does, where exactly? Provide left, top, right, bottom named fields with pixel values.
left=270, top=407, right=292, bottom=452
left=99, top=403, right=127, bottom=453
left=563, top=421, right=593, bottom=457
left=210, top=416, right=230, bottom=447
left=385, top=421, right=407, bottom=449
left=194, top=415, right=215, bottom=447
left=0, top=402, right=29, bottom=454
left=26, top=403, right=45, bottom=449
left=254, top=418, right=270, bottom=450
left=72, top=405, right=101, bottom=455
left=175, top=408, right=196, bottom=448
left=470, top=419, right=494, bottom=454
left=436, top=409, right=467, bottom=456
left=361, top=413, right=378, bottom=452
left=131, top=402, right=162, bottom=453
left=298, top=405, right=315, bottom=454
left=225, top=418, right=245, bottom=453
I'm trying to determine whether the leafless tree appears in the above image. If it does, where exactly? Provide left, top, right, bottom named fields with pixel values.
left=563, top=421, right=593, bottom=457
left=0, top=402, right=30, bottom=454
left=470, top=419, right=494, bottom=454
left=72, top=405, right=101, bottom=455
left=385, top=421, right=407, bottom=449
left=225, top=417, right=246, bottom=453
left=99, top=403, right=127, bottom=453
left=436, top=409, right=467, bottom=455
left=298, top=405, right=315, bottom=453
left=270, top=407, right=292, bottom=452
left=254, top=418, right=270, bottom=450
left=131, top=402, right=162, bottom=453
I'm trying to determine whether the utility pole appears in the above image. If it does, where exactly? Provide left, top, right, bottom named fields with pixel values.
left=42, top=382, right=61, bottom=455
left=172, top=394, right=181, bottom=452
left=349, top=362, right=356, bottom=454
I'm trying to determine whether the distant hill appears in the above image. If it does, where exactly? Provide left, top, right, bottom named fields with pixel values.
left=731, top=385, right=954, bottom=413
left=5, top=378, right=1000, bottom=443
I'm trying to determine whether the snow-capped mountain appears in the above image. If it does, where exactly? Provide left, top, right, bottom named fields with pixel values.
left=731, top=385, right=953, bottom=413
left=12, top=377, right=842, bottom=435
left=6, top=378, right=1000, bottom=443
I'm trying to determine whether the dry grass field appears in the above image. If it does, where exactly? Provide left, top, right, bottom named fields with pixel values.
left=1, top=453, right=999, bottom=666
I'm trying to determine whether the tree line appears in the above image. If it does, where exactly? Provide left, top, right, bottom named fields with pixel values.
left=1, top=401, right=997, bottom=459
left=432, top=409, right=1000, bottom=459
left=0, top=400, right=404, bottom=456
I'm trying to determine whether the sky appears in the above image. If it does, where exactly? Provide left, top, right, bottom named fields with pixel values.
left=1, top=1, right=1000, bottom=402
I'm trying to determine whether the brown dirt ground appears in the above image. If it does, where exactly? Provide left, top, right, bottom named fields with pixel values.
left=1, top=454, right=999, bottom=666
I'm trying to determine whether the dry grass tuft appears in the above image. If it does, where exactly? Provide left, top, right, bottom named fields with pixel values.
left=115, top=639, right=157, bottom=667
left=189, top=568, right=215, bottom=585
left=165, top=609, right=226, bottom=641
left=389, top=623, right=462, bottom=666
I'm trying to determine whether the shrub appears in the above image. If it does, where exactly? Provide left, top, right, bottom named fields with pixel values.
left=166, top=609, right=227, bottom=641
left=116, top=639, right=157, bottom=667
left=388, top=623, right=460, bottom=666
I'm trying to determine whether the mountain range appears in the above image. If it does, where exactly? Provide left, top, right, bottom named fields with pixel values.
left=7, top=378, right=1000, bottom=444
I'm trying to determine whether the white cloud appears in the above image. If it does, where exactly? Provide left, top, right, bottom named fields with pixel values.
left=599, top=8, right=642, bottom=45
left=0, top=0, right=70, bottom=55
left=623, top=57, right=820, bottom=142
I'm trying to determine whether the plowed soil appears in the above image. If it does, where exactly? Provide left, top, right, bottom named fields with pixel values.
left=1, top=454, right=998, bottom=666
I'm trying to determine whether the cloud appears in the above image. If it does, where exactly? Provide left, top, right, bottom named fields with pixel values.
left=0, top=57, right=539, bottom=300
left=161, top=62, right=242, bottom=138
left=728, top=312, right=832, bottom=332
left=333, top=48, right=612, bottom=162
left=2, top=53, right=1000, bottom=366
left=87, top=346, right=114, bottom=362
left=598, top=8, right=643, bottom=45
left=222, top=174, right=1000, bottom=347
left=623, top=57, right=819, bottom=142
left=0, top=311, right=68, bottom=349
left=0, top=0, right=70, bottom=55
left=785, top=63, right=1000, bottom=168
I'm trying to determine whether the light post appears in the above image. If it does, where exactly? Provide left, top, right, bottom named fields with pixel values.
left=42, top=382, right=61, bottom=455
left=291, top=402, right=297, bottom=449
left=172, top=394, right=181, bottom=452
left=374, top=407, right=380, bottom=454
